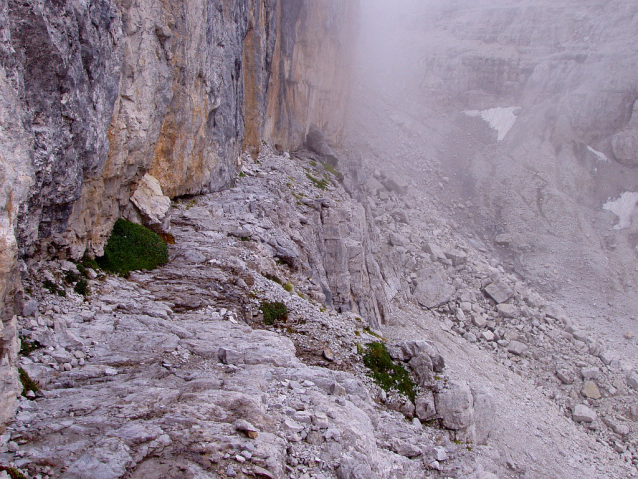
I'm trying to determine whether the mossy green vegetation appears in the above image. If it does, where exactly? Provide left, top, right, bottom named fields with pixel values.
left=74, top=279, right=90, bottom=296
left=261, top=301, right=288, bottom=325
left=320, top=161, right=343, bottom=181
left=0, top=466, right=28, bottom=479
left=18, top=367, right=39, bottom=398
left=42, top=279, right=65, bottom=297
left=263, top=273, right=282, bottom=285
left=63, top=270, right=80, bottom=284
left=283, top=281, right=293, bottom=292
left=19, top=335, right=42, bottom=356
left=96, top=219, right=168, bottom=275
left=306, top=173, right=329, bottom=190
left=362, top=342, right=416, bottom=402
left=80, top=257, right=99, bottom=272
left=62, top=269, right=90, bottom=296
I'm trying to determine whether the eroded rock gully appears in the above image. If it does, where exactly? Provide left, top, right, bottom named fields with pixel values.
left=2, top=149, right=636, bottom=478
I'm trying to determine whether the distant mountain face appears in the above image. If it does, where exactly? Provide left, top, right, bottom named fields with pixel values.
left=353, top=0, right=638, bottom=315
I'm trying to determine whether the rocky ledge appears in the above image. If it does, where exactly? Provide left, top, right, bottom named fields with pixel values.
left=1, top=148, right=636, bottom=478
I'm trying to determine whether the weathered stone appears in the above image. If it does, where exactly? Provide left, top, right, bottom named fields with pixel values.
left=130, top=175, right=171, bottom=230
left=556, top=369, right=574, bottom=385
left=471, top=384, right=495, bottom=445
left=413, top=267, right=455, bottom=309
left=496, top=303, right=516, bottom=319
left=573, top=404, right=597, bottom=423
left=483, top=282, right=513, bottom=304
left=507, top=340, right=527, bottom=356
left=235, top=419, right=259, bottom=439
left=627, top=371, right=638, bottom=391
left=581, top=367, right=600, bottom=380
left=409, top=354, right=435, bottom=388
left=582, top=381, right=601, bottom=399
left=495, top=234, right=512, bottom=246
left=415, top=391, right=437, bottom=421
left=63, top=438, right=132, bottom=479
left=444, top=249, right=467, bottom=266
left=423, top=242, right=446, bottom=261
left=435, top=380, right=474, bottom=430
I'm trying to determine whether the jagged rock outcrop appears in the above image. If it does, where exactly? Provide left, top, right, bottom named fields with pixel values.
left=0, top=0, right=357, bottom=428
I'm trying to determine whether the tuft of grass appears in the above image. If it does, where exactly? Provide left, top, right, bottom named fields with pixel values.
left=74, top=279, right=90, bottom=296
left=283, top=282, right=293, bottom=292
left=362, top=342, right=416, bottom=403
left=263, top=273, right=282, bottom=285
left=76, top=263, right=89, bottom=278
left=42, top=279, right=66, bottom=297
left=321, top=161, right=340, bottom=177
left=239, top=171, right=246, bottom=178
left=81, top=257, right=99, bottom=271
left=363, top=326, right=385, bottom=340
left=64, top=270, right=80, bottom=284
left=261, top=301, right=288, bottom=325
left=18, top=367, right=39, bottom=398
left=96, top=219, right=168, bottom=275
left=0, top=466, right=28, bottom=479
left=306, top=173, right=329, bottom=190
left=42, top=279, right=57, bottom=294
left=19, top=336, right=42, bottom=356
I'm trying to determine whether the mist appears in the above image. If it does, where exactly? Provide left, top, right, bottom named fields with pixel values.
left=349, top=0, right=638, bottom=338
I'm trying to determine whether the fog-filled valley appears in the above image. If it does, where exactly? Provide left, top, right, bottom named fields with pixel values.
left=351, top=0, right=638, bottom=360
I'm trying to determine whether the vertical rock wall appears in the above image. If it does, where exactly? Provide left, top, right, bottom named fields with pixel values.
left=0, top=0, right=357, bottom=426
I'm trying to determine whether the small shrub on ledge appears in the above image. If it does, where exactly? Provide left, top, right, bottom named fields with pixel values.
left=261, top=301, right=288, bottom=325
left=362, top=341, right=416, bottom=403
left=96, top=219, right=168, bottom=275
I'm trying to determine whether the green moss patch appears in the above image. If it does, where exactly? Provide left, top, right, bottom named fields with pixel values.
left=74, top=279, right=90, bottom=296
left=19, top=336, right=42, bottom=356
left=18, top=367, right=39, bottom=398
left=362, top=342, right=416, bottom=402
left=97, top=219, right=168, bottom=275
left=0, top=466, right=28, bottom=479
left=261, top=301, right=288, bottom=325
left=306, top=173, right=329, bottom=190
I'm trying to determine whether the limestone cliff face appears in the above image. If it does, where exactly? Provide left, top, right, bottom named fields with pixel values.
left=0, top=0, right=356, bottom=425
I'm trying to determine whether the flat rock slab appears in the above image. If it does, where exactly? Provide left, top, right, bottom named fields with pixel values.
left=413, top=267, right=455, bottom=309
left=582, top=381, right=601, bottom=399
left=573, top=404, right=597, bottom=423
left=507, top=340, right=527, bottom=356
left=483, top=282, right=513, bottom=304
